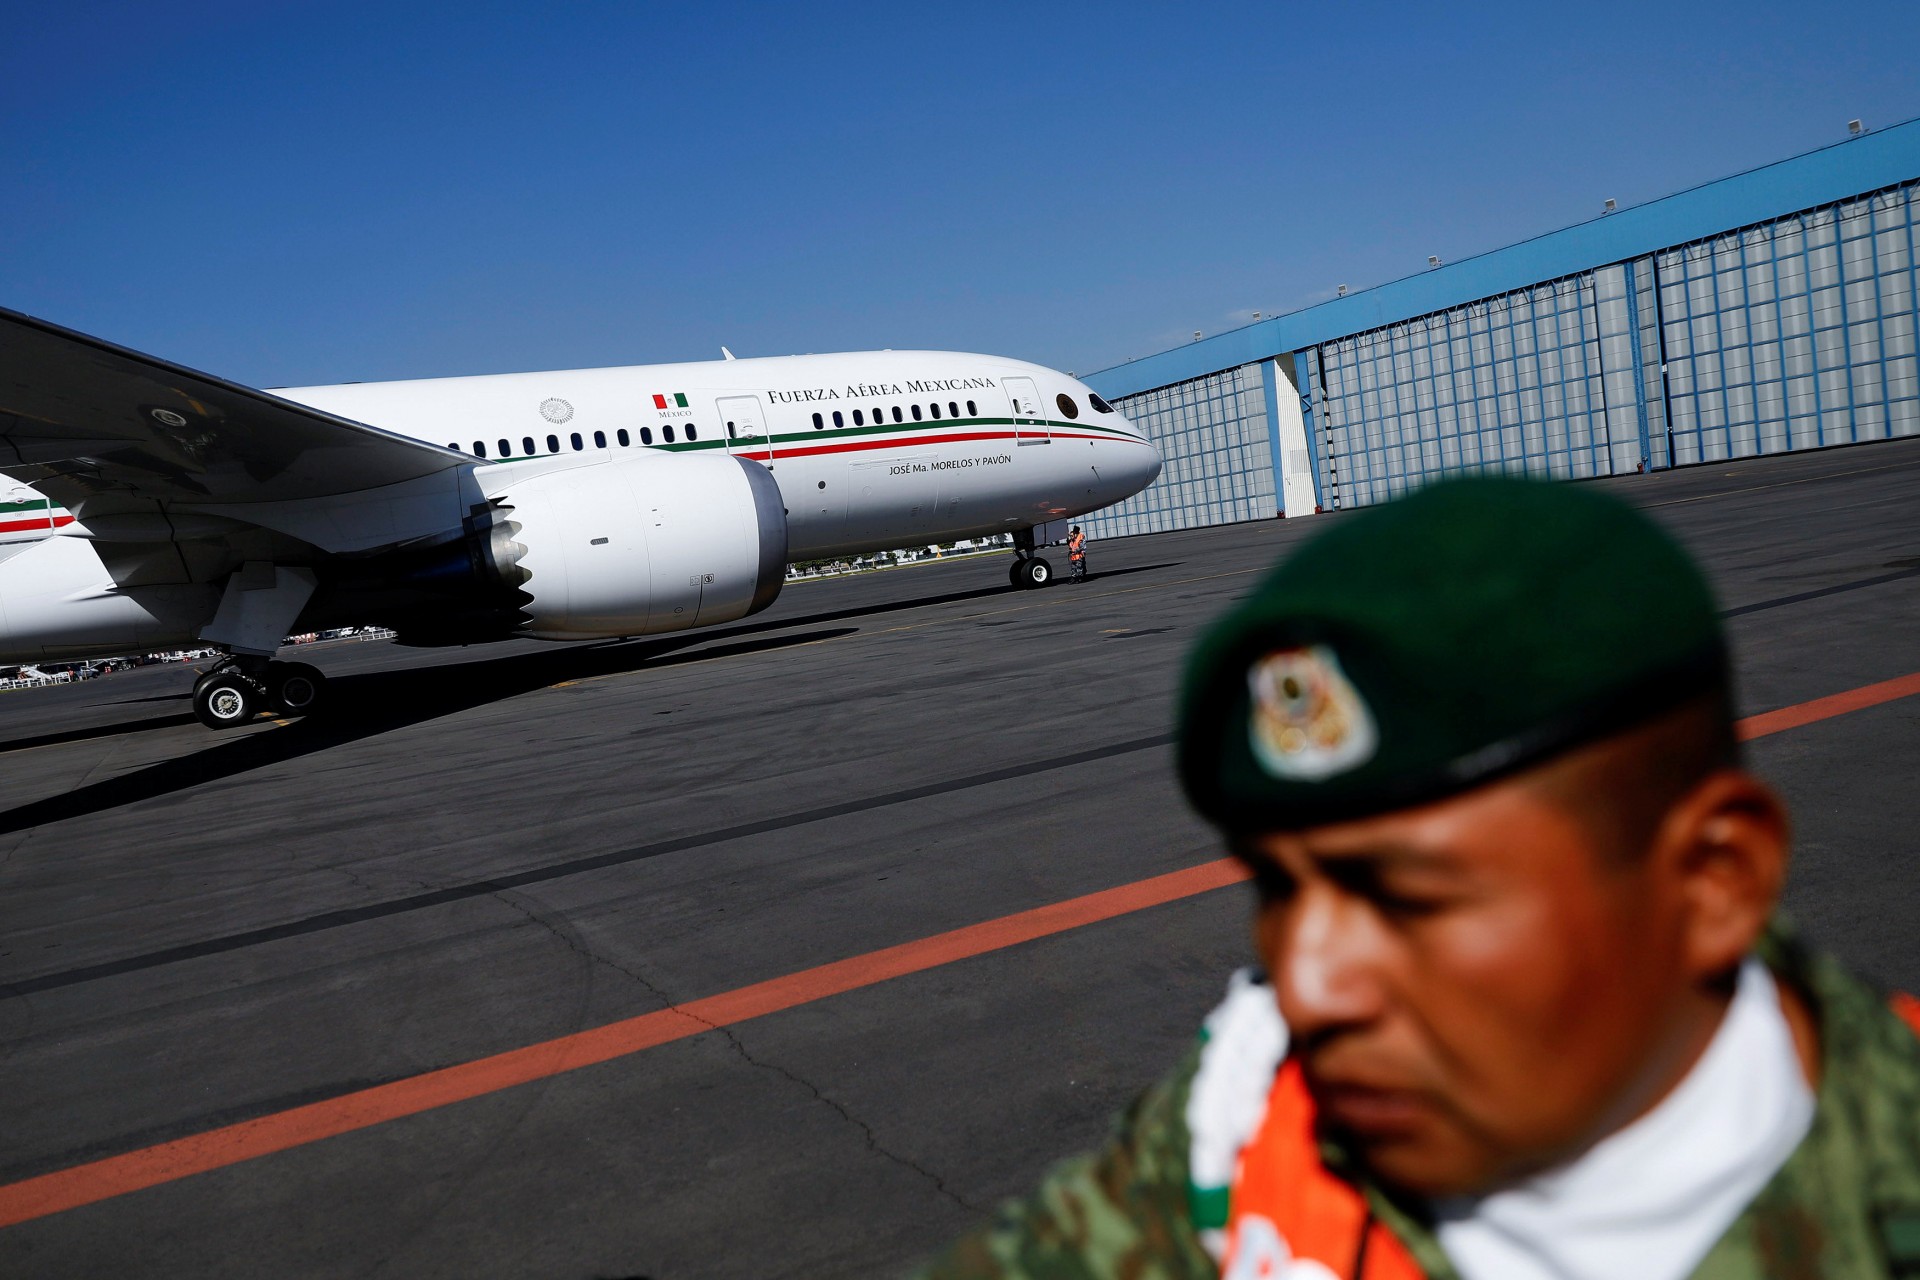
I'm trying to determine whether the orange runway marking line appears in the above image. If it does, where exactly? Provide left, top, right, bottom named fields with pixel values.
left=1735, top=670, right=1920, bottom=740
left=2, top=671, right=1917, bottom=1229
left=0, top=860, right=1248, bottom=1229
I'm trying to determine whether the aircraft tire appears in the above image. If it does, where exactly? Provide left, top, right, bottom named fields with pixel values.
left=193, top=673, right=262, bottom=729
left=1025, top=557, right=1054, bottom=588
left=1009, top=560, right=1028, bottom=589
left=266, top=661, right=327, bottom=717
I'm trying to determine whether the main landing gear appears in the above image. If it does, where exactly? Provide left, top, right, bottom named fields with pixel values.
left=191, top=656, right=330, bottom=730
left=1008, top=528, right=1055, bottom=590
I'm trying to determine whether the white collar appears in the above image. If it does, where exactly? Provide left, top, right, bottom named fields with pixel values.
left=1434, top=957, right=1814, bottom=1280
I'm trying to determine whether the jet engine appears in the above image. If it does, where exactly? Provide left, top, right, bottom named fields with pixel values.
left=478, top=451, right=787, bottom=640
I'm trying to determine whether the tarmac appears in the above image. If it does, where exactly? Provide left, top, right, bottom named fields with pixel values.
left=0, top=436, right=1916, bottom=1278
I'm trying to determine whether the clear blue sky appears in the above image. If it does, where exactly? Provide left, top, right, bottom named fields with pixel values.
left=4, top=1, right=1916, bottom=387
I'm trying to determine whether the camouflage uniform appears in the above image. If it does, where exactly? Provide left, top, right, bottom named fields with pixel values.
left=918, top=928, right=1920, bottom=1279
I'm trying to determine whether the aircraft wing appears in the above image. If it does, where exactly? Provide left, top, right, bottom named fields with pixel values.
left=0, top=306, right=468, bottom=517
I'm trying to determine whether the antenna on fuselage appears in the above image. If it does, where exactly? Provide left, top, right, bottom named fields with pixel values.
left=721, top=347, right=736, bottom=361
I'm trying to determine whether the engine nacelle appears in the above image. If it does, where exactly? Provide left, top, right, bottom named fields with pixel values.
left=484, top=451, right=787, bottom=640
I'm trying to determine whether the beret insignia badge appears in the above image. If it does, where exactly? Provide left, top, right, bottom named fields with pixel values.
left=1246, top=645, right=1378, bottom=780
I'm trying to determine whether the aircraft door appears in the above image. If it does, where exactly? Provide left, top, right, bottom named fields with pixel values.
left=1004, top=376, right=1049, bottom=446
left=719, top=395, right=776, bottom=468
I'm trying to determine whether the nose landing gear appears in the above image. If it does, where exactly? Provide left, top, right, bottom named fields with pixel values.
left=190, top=656, right=331, bottom=729
left=1008, top=528, right=1055, bottom=590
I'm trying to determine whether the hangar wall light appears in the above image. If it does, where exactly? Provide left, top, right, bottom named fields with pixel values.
left=1849, top=119, right=1866, bottom=136
left=1427, top=255, right=1442, bottom=269
left=1603, top=198, right=1617, bottom=214
left=1337, top=284, right=1348, bottom=297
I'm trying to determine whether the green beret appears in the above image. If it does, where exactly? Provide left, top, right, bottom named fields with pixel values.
left=1177, top=476, right=1728, bottom=831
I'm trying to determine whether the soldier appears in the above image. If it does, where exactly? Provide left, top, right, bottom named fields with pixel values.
left=920, top=476, right=1920, bottom=1279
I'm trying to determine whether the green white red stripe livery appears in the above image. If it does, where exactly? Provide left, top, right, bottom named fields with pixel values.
left=0, top=303, right=1162, bottom=729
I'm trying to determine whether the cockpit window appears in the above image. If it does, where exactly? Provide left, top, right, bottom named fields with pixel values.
left=1055, top=393, right=1080, bottom=420
left=1089, top=393, right=1116, bottom=414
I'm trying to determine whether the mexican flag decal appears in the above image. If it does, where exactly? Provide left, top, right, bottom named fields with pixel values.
left=652, top=392, right=689, bottom=410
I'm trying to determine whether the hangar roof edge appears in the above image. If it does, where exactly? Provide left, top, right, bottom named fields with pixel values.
left=1086, top=118, right=1920, bottom=400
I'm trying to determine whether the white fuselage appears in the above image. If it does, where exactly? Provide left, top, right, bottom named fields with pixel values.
left=0, top=350, right=1160, bottom=665
left=275, top=350, right=1159, bottom=559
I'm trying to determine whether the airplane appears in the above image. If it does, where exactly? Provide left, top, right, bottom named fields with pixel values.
left=0, top=306, right=1161, bottom=729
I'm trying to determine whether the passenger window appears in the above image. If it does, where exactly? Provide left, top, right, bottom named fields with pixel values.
left=1056, top=393, right=1080, bottom=419
left=571, top=433, right=583, bottom=451
left=874, top=404, right=885, bottom=423
left=473, top=441, right=486, bottom=457
left=892, top=406, right=903, bottom=423
left=594, top=430, right=607, bottom=448
left=727, top=421, right=737, bottom=438
left=640, top=427, right=654, bottom=445
left=498, top=439, right=511, bottom=458
left=852, top=409, right=864, bottom=426
left=948, top=401, right=959, bottom=418
left=664, top=425, right=676, bottom=443
left=685, top=424, right=697, bottom=440
left=832, top=410, right=843, bottom=428
left=929, top=403, right=941, bottom=419
left=617, top=429, right=630, bottom=447
left=812, top=412, right=824, bottom=429
left=523, top=436, right=535, bottom=456
left=967, top=400, right=977, bottom=416
left=911, top=404, right=923, bottom=421
left=547, top=434, right=560, bottom=453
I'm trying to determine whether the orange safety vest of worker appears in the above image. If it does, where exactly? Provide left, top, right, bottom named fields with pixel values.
left=1222, top=1060, right=1426, bottom=1279
left=1068, top=532, right=1086, bottom=560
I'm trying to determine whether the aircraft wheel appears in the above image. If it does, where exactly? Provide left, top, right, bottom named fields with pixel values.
left=193, top=672, right=261, bottom=729
left=1009, top=560, right=1029, bottom=589
left=266, top=661, right=326, bottom=717
left=1025, top=557, right=1054, bottom=588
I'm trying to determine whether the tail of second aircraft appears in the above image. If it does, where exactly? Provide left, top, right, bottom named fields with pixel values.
left=0, top=487, right=72, bottom=556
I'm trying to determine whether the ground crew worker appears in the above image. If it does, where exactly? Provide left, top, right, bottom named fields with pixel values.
left=1067, top=526, right=1087, bottom=582
left=919, top=476, right=1920, bottom=1279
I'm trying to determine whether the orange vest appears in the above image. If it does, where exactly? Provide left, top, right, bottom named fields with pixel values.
left=1068, top=532, right=1086, bottom=559
left=1222, top=1061, right=1424, bottom=1279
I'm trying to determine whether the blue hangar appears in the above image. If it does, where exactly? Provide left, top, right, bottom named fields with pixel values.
left=1081, top=118, right=1920, bottom=536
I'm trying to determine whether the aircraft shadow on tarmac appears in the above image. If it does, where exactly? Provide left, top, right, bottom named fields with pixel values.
left=0, top=712, right=203, bottom=755
left=0, top=626, right=855, bottom=839
left=731, top=559, right=1178, bottom=637
left=0, top=559, right=1182, bottom=837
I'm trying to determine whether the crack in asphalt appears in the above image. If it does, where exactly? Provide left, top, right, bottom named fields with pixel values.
left=711, top=1024, right=986, bottom=1217
left=493, top=890, right=983, bottom=1217
left=346, top=889, right=605, bottom=1280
